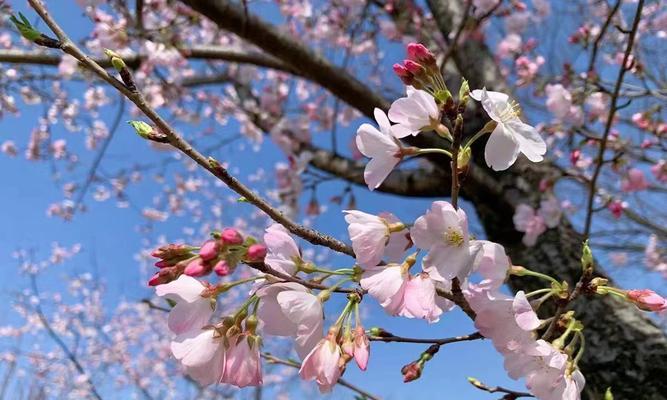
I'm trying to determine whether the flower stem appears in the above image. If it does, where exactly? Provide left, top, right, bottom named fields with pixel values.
left=414, top=148, right=453, bottom=158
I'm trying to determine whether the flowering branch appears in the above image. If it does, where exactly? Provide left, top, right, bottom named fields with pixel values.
left=25, top=0, right=354, bottom=258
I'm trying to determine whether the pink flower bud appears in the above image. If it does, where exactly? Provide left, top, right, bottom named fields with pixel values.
left=627, top=289, right=667, bottom=312
left=199, top=240, right=219, bottom=261
left=147, top=269, right=174, bottom=286
left=184, top=258, right=209, bottom=277
left=147, top=272, right=164, bottom=286
left=403, top=59, right=425, bottom=75
left=221, top=228, right=244, bottom=245
left=247, top=244, right=267, bottom=261
left=151, top=243, right=191, bottom=259
left=406, top=43, right=436, bottom=67
left=353, top=326, right=370, bottom=371
left=393, top=63, right=414, bottom=85
left=213, top=260, right=231, bottom=276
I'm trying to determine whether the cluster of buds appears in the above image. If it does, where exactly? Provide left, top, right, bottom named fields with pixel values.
left=148, top=228, right=267, bottom=286
left=393, top=44, right=449, bottom=99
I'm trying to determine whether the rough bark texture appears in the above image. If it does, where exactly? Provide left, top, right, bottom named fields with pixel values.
left=180, top=1, right=667, bottom=398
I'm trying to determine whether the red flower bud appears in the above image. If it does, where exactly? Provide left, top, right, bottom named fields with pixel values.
left=403, top=60, right=425, bottom=75
left=406, top=43, right=436, bottom=67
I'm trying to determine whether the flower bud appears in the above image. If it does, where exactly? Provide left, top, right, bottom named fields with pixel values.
left=184, top=258, right=209, bottom=277
left=246, top=244, right=267, bottom=261
left=581, top=240, right=593, bottom=273
left=404, top=60, right=426, bottom=76
left=221, top=228, right=243, bottom=245
left=457, top=146, right=472, bottom=168
left=393, top=63, right=415, bottom=86
left=104, top=49, right=126, bottom=71
left=353, top=326, right=370, bottom=371
left=406, top=43, right=436, bottom=68
left=151, top=243, right=191, bottom=259
left=128, top=121, right=154, bottom=139
left=626, top=289, right=667, bottom=312
left=401, top=361, right=422, bottom=382
left=199, top=240, right=220, bottom=261
left=213, top=260, right=231, bottom=276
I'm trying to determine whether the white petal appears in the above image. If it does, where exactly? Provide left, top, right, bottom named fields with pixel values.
left=364, top=156, right=399, bottom=190
left=374, top=108, right=392, bottom=135
left=484, top=124, right=520, bottom=171
left=506, top=120, right=546, bottom=162
left=156, top=275, right=204, bottom=303
left=168, top=300, right=213, bottom=335
left=391, top=124, right=415, bottom=138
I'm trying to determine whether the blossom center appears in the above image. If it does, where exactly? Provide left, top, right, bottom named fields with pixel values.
left=444, top=227, right=464, bottom=247
left=498, top=100, right=521, bottom=121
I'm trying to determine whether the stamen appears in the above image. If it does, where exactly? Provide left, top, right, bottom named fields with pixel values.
left=444, top=227, right=464, bottom=247
left=498, top=100, right=521, bottom=121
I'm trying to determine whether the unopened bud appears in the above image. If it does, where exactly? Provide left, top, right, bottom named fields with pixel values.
left=213, top=260, right=231, bottom=276
left=393, top=63, right=415, bottom=86
left=581, top=240, right=593, bottom=273
left=406, top=43, right=436, bottom=69
left=604, top=387, right=614, bottom=400
left=401, top=361, right=422, bottom=382
left=199, top=239, right=220, bottom=261
left=626, top=289, right=667, bottom=312
left=184, top=258, right=209, bottom=277
left=457, top=146, right=472, bottom=168
left=458, top=79, right=470, bottom=107
left=128, top=121, right=154, bottom=139
left=246, top=244, right=267, bottom=261
left=104, top=49, right=126, bottom=71
left=221, top=228, right=244, bottom=245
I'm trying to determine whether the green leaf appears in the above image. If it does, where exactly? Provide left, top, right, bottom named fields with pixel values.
left=10, top=13, right=41, bottom=41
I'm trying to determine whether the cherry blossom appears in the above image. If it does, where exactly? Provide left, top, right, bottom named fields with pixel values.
left=620, top=168, right=649, bottom=192
left=256, top=282, right=323, bottom=359
left=299, top=330, right=343, bottom=393
left=155, top=275, right=213, bottom=335
left=388, top=87, right=440, bottom=138
left=411, top=201, right=473, bottom=282
left=355, top=108, right=403, bottom=190
left=220, top=334, right=263, bottom=387
left=513, top=204, right=547, bottom=247
left=344, top=210, right=407, bottom=267
left=264, top=223, right=302, bottom=275
left=470, top=89, right=547, bottom=171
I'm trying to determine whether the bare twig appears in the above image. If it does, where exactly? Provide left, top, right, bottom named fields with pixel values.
left=582, top=0, right=644, bottom=238
left=369, top=330, right=482, bottom=345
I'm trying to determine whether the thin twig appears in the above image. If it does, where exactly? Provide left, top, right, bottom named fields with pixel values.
left=369, top=331, right=482, bottom=345
left=582, top=0, right=644, bottom=238
left=262, top=353, right=381, bottom=400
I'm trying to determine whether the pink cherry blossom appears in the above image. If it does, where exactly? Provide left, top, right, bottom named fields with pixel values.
left=470, top=89, right=546, bottom=171
left=380, top=212, right=412, bottom=263
left=264, top=224, right=301, bottom=275
left=344, top=210, right=391, bottom=267
left=388, top=87, right=439, bottom=138
left=360, top=264, right=447, bottom=322
left=621, top=168, right=649, bottom=192
left=512, top=291, right=542, bottom=330
left=256, top=282, right=323, bottom=359
left=538, top=197, right=562, bottom=229
left=513, top=204, right=547, bottom=246
left=545, top=84, right=573, bottom=121
left=355, top=108, right=403, bottom=190
left=155, top=275, right=213, bottom=335
left=299, top=331, right=343, bottom=393
left=171, top=329, right=225, bottom=386
left=411, top=201, right=473, bottom=282
left=626, top=289, right=667, bottom=312
left=470, top=240, right=511, bottom=288
left=220, top=334, right=263, bottom=387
